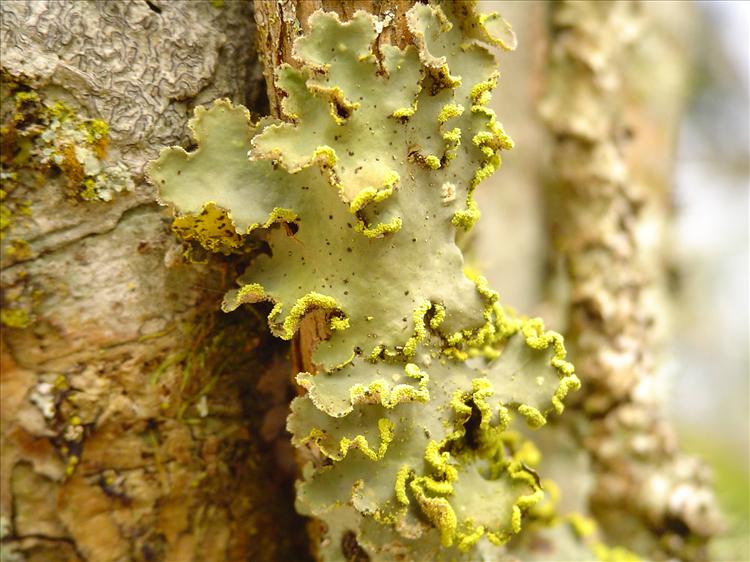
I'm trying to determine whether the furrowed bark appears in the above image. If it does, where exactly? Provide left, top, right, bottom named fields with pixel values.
left=540, top=1, right=722, bottom=559
left=0, top=1, right=306, bottom=561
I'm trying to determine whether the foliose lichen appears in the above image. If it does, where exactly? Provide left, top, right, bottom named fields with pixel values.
left=148, top=3, right=580, bottom=560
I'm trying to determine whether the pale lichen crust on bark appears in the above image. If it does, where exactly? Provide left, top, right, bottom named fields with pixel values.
left=1, top=90, right=133, bottom=203
left=148, top=2, right=580, bottom=560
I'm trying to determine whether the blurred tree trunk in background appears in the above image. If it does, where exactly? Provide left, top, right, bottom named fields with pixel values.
left=0, top=2, right=307, bottom=561
left=540, top=1, right=722, bottom=559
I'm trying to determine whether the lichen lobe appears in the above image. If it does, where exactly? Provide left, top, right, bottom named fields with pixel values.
left=148, top=3, right=581, bottom=561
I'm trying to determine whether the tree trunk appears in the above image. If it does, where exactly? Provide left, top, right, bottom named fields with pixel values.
left=0, top=2, right=306, bottom=561
left=540, top=1, right=722, bottom=559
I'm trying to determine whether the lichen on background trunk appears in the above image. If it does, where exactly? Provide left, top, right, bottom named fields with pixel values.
left=0, top=1, right=308, bottom=561
left=540, top=1, right=722, bottom=559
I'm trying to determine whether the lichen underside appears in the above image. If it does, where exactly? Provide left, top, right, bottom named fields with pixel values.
left=147, top=3, right=581, bottom=560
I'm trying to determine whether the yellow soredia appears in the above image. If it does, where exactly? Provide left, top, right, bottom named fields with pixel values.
left=424, top=154, right=441, bottom=169
left=568, top=512, right=597, bottom=538
left=355, top=216, right=402, bottom=238
left=518, top=404, right=546, bottom=428
left=280, top=293, right=342, bottom=340
left=394, top=465, right=411, bottom=505
left=329, top=316, right=350, bottom=331
left=438, top=103, right=465, bottom=124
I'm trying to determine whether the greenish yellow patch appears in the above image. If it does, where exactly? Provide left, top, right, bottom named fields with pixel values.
left=0, top=307, right=31, bottom=328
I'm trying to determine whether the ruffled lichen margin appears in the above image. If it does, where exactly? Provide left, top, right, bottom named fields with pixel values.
left=148, top=3, right=580, bottom=560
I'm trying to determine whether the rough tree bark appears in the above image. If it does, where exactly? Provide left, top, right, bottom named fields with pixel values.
left=540, top=2, right=722, bottom=560
left=0, top=2, right=307, bottom=561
